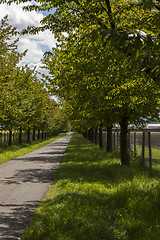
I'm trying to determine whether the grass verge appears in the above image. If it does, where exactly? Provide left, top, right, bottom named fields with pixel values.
left=0, top=133, right=67, bottom=165
left=22, top=133, right=160, bottom=240
left=131, top=144, right=160, bottom=170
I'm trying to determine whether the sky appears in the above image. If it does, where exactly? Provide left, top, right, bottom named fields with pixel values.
left=0, top=2, right=56, bottom=75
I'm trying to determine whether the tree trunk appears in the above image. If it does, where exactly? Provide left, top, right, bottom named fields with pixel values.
left=27, top=129, right=31, bottom=143
left=86, top=130, right=88, bottom=139
left=106, top=126, right=112, bottom=152
left=119, top=116, right=129, bottom=165
left=33, top=128, right=36, bottom=141
left=90, top=128, right=94, bottom=142
left=95, top=128, right=97, bottom=144
left=41, top=131, right=44, bottom=139
left=9, top=130, right=12, bottom=146
left=88, top=129, right=91, bottom=141
left=99, top=127, right=103, bottom=148
left=38, top=130, right=40, bottom=140
left=19, top=127, right=22, bottom=144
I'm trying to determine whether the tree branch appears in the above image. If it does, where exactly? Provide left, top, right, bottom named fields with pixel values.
left=104, top=0, right=116, bottom=29
left=98, top=0, right=109, bottom=15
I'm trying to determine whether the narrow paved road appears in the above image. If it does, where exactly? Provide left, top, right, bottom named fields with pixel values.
left=0, top=133, right=73, bottom=240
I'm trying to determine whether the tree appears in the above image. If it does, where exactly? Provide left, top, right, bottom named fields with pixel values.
left=0, top=16, right=27, bottom=131
left=0, top=16, right=68, bottom=144
left=42, top=25, right=160, bottom=165
left=2, top=0, right=159, bottom=164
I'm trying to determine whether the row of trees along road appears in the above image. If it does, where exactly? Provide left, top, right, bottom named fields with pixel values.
left=0, top=16, right=70, bottom=145
left=3, top=0, right=160, bottom=164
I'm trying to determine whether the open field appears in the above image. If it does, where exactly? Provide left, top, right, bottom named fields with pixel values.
left=129, top=132, right=160, bottom=170
left=22, top=133, right=160, bottom=240
left=101, top=131, right=160, bottom=170
left=129, top=132, right=160, bottom=150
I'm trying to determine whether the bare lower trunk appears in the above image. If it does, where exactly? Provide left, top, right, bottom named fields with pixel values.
left=19, top=127, right=22, bottom=144
left=27, top=129, right=31, bottom=143
left=85, top=131, right=87, bottom=138
left=38, top=130, right=40, bottom=140
left=33, top=128, right=36, bottom=141
left=95, top=128, right=97, bottom=144
left=91, top=129, right=94, bottom=142
left=120, top=116, right=129, bottom=165
left=41, top=131, right=44, bottom=139
left=106, top=126, right=112, bottom=152
left=87, top=129, right=91, bottom=141
left=9, top=130, right=12, bottom=146
left=99, top=127, right=103, bottom=148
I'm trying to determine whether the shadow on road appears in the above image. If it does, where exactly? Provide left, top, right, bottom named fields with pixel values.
left=0, top=133, right=73, bottom=240
left=0, top=201, right=40, bottom=240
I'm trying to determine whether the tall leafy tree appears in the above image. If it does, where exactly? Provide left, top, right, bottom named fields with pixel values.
left=2, top=0, right=159, bottom=164
left=0, top=16, right=27, bottom=130
left=0, top=16, right=67, bottom=141
left=42, top=26, right=160, bottom=165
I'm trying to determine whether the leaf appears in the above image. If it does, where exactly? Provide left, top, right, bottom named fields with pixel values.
left=101, top=28, right=111, bottom=40
left=90, top=28, right=100, bottom=42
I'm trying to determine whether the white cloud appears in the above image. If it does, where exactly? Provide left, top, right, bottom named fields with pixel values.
left=18, top=36, right=43, bottom=66
left=0, top=2, right=56, bottom=74
left=0, top=2, right=43, bottom=30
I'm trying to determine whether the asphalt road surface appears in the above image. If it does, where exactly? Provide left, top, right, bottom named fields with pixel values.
left=0, top=133, right=73, bottom=240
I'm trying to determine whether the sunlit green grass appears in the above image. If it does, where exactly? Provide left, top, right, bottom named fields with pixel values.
left=22, top=133, right=160, bottom=240
left=0, top=133, right=67, bottom=165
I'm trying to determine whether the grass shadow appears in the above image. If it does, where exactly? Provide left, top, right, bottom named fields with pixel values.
left=22, top=133, right=160, bottom=240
